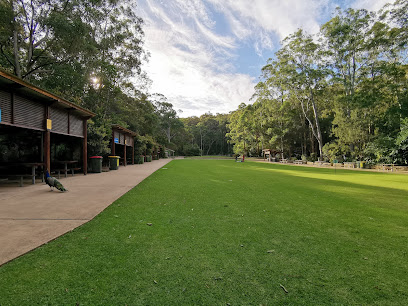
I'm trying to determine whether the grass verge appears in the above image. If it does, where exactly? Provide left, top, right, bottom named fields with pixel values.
left=184, top=155, right=234, bottom=159
left=0, top=160, right=407, bottom=304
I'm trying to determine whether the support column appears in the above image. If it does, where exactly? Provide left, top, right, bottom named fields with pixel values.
left=111, top=130, right=115, bottom=156
left=44, top=131, right=51, bottom=172
left=83, top=119, right=87, bottom=175
left=44, top=106, right=51, bottom=172
left=124, top=142, right=127, bottom=167
left=132, top=138, right=135, bottom=165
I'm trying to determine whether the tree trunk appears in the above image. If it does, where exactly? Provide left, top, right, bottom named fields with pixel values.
left=206, top=140, right=215, bottom=155
left=200, top=128, right=203, bottom=156
left=310, top=97, right=323, bottom=159
left=166, top=126, right=171, bottom=143
left=298, top=90, right=323, bottom=160
left=309, top=123, right=316, bottom=156
left=13, top=27, right=21, bottom=78
left=256, top=136, right=259, bottom=157
left=281, top=136, right=284, bottom=159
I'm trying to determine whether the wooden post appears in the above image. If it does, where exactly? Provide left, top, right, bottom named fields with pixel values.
left=132, top=138, right=135, bottom=165
left=83, top=119, right=87, bottom=175
left=124, top=138, right=127, bottom=167
left=44, top=130, right=50, bottom=172
left=111, top=129, right=115, bottom=156
left=44, top=105, right=51, bottom=172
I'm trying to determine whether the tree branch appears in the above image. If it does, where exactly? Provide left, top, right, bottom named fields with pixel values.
left=0, top=45, right=16, bottom=68
left=22, top=61, right=55, bottom=79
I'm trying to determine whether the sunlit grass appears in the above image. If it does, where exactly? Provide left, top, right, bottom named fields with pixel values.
left=247, top=163, right=408, bottom=192
left=0, top=160, right=407, bottom=305
left=184, top=155, right=234, bottom=159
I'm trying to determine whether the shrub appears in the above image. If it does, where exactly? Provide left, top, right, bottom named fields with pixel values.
left=183, top=144, right=200, bottom=156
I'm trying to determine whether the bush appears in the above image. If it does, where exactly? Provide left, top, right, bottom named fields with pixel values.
left=87, top=119, right=111, bottom=156
left=309, top=153, right=318, bottom=162
left=364, top=136, right=394, bottom=164
left=183, top=144, right=200, bottom=156
left=323, top=142, right=343, bottom=163
left=135, top=155, right=144, bottom=164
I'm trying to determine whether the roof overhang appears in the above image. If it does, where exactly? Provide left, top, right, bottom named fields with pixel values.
left=112, top=124, right=138, bottom=136
left=0, top=69, right=95, bottom=119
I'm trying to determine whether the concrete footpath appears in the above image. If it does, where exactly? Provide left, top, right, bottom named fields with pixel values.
left=0, top=159, right=173, bottom=266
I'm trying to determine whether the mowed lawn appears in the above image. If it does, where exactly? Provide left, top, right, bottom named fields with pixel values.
left=1, top=160, right=408, bottom=305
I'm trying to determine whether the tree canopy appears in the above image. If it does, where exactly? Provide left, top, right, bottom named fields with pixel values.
left=0, top=0, right=181, bottom=156
left=235, top=0, right=408, bottom=164
left=1, top=0, right=406, bottom=163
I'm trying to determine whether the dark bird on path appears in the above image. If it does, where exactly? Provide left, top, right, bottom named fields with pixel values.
left=45, top=170, right=67, bottom=192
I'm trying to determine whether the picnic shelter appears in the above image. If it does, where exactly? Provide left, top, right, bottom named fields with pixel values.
left=111, top=124, right=137, bottom=166
left=0, top=69, right=95, bottom=184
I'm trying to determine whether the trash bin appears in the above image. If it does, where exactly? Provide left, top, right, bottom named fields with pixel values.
left=360, top=161, right=366, bottom=169
left=90, top=156, right=103, bottom=173
left=108, top=156, right=120, bottom=170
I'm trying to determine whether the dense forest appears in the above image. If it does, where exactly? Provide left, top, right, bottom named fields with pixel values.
left=0, top=0, right=407, bottom=164
left=0, top=0, right=181, bottom=157
left=229, top=0, right=408, bottom=164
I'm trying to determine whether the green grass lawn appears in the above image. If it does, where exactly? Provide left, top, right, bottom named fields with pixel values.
left=1, top=160, right=408, bottom=305
left=185, top=155, right=234, bottom=159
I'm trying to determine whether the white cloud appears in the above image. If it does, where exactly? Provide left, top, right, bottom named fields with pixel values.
left=142, top=29, right=255, bottom=117
left=351, top=0, right=392, bottom=12
left=136, top=0, right=393, bottom=118
left=137, top=0, right=255, bottom=117
left=207, top=0, right=330, bottom=42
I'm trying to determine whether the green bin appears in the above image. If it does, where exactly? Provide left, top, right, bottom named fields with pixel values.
left=90, top=156, right=103, bottom=173
left=108, top=156, right=120, bottom=170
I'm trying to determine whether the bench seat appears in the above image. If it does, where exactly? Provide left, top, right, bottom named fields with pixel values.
left=0, top=174, right=37, bottom=187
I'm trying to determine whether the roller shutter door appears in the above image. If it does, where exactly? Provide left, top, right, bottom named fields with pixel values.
left=70, top=115, right=84, bottom=137
left=14, top=95, right=44, bottom=130
left=0, top=90, right=12, bottom=123
left=50, top=106, right=68, bottom=134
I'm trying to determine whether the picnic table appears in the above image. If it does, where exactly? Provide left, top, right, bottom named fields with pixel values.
left=0, top=162, right=44, bottom=186
left=343, top=162, right=355, bottom=168
left=381, top=164, right=394, bottom=172
left=53, top=160, right=79, bottom=178
left=314, top=161, right=332, bottom=167
left=314, top=161, right=325, bottom=166
left=294, top=160, right=304, bottom=165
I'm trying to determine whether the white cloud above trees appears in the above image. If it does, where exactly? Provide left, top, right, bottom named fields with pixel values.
left=136, top=0, right=392, bottom=117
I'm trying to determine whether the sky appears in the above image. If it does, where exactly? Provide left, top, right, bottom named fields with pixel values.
left=135, top=0, right=391, bottom=118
